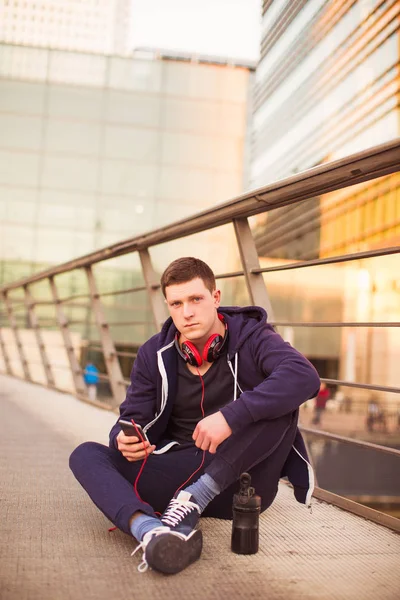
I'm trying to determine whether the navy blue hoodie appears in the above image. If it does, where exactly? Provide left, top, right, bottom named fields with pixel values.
left=109, top=306, right=320, bottom=504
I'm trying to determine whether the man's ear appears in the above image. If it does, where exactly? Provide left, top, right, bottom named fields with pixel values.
left=213, top=289, right=221, bottom=306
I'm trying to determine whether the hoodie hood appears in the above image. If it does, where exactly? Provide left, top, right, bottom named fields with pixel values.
left=157, top=305, right=268, bottom=358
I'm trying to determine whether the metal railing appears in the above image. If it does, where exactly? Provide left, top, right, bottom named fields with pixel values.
left=1, top=138, right=400, bottom=531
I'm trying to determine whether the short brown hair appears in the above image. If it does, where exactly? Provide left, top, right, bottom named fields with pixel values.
left=160, top=257, right=216, bottom=297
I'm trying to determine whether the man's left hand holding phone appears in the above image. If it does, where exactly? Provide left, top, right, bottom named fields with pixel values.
left=117, top=419, right=156, bottom=462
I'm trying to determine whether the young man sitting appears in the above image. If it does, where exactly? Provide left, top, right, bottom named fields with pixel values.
left=70, top=257, right=320, bottom=574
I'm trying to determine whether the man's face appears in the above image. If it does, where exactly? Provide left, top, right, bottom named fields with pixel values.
left=165, top=277, right=221, bottom=345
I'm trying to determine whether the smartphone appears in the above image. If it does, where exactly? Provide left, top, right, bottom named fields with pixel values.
left=118, top=419, right=149, bottom=443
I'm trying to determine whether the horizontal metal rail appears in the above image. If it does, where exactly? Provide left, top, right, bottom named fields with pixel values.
left=321, top=378, right=400, bottom=395
left=1, top=138, right=399, bottom=292
left=99, top=285, right=148, bottom=297
left=59, top=293, right=90, bottom=303
left=106, top=320, right=153, bottom=327
left=2, top=303, right=27, bottom=312
left=86, top=344, right=138, bottom=359
left=300, top=426, right=400, bottom=457
left=96, top=372, right=111, bottom=382
left=114, top=350, right=138, bottom=359
left=272, top=321, right=400, bottom=327
left=252, top=246, right=400, bottom=273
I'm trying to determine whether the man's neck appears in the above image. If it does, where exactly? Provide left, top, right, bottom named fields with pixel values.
left=186, top=361, right=213, bottom=376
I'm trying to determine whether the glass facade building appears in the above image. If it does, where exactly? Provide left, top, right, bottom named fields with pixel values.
left=252, top=0, right=399, bottom=256
left=250, top=0, right=400, bottom=405
left=0, top=42, right=253, bottom=342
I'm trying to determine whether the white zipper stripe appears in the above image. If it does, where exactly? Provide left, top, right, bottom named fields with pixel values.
left=292, top=444, right=315, bottom=507
left=143, top=340, right=175, bottom=434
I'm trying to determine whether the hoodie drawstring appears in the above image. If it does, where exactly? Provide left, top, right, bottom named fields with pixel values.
left=228, top=353, right=243, bottom=401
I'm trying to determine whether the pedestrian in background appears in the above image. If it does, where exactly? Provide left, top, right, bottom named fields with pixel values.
left=312, top=382, right=330, bottom=425
left=84, top=362, right=99, bottom=401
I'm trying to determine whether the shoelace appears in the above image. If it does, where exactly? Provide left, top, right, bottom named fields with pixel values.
left=131, top=526, right=171, bottom=573
left=162, top=497, right=200, bottom=527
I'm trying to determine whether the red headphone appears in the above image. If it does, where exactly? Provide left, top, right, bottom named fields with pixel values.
left=175, top=314, right=228, bottom=367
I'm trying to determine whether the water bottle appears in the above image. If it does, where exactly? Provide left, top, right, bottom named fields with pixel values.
left=231, top=472, right=261, bottom=555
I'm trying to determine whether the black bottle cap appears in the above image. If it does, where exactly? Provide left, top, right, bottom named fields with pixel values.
left=233, top=472, right=261, bottom=509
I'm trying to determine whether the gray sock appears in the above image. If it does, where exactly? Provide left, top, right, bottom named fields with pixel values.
left=184, top=473, right=221, bottom=512
left=130, top=514, right=162, bottom=541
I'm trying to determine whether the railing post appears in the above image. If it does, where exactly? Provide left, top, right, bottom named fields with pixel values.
left=23, top=285, right=55, bottom=388
left=49, top=276, right=86, bottom=396
left=233, top=217, right=275, bottom=321
left=139, top=249, right=168, bottom=331
left=85, top=266, right=125, bottom=407
left=1, top=291, right=31, bottom=380
left=0, top=320, right=13, bottom=376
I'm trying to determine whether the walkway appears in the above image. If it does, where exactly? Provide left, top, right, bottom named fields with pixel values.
left=1, top=374, right=399, bottom=600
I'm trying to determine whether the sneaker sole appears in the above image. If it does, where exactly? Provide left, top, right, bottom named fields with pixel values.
left=145, top=529, right=203, bottom=575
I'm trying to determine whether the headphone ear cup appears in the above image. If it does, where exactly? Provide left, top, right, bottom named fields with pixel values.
left=203, top=334, right=223, bottom=363
left=181, top=341, right=203, bottom=367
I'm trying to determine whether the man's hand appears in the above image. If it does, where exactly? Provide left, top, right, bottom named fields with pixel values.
left=193, top=411, right=232, bottom=454
left=117, top=430, right=156, bottom=462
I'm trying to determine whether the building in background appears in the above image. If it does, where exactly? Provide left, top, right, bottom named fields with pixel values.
left=0, top=0, right=131, bottom=55
left=0, top=41, right=254, bottom=342
left=250, top=0, right=400, bottom=406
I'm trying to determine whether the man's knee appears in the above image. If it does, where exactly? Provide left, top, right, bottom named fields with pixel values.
left=69, top=441, right=105, bottom=476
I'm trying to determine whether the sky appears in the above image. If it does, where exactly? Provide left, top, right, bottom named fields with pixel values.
left=130, top=0, right=262, bottom=62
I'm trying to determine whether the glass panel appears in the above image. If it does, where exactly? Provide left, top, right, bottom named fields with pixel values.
left=47, top=85, right=104, bottom=121
left=0, top=80, right=45, bottom=114
left=0, top=45, right=48, bottom=81
left=162, top=97, right=218, bottom=134
left=41, top=156, right=99, bottom=192
left=48, top=50, right=106, bottom=87
left=37, top=203, right=80, bottom=228
left=161, top=132, right=213, bottom=169
left=1, top=225, right=35, bottom=261
left=100, top=161, right=158, bottom=197
left=104, top=125, right=158, bottom=161
left=218, top=67, right=250, bottom=103
left=158, top=165, right=213, bottom=202
left=45, top=119, right=101, bottom=155
left=213, top=171, right=243, bottom=204
left=0, top=113, right=43, bottom=150
left=150, top=223, right=239, bottom=276
left=257, top=0, right=329, bottom=84
left=4, top=194, right=37, bottom=224
left=38, top=189, right=97, bottom=208
left=0, top=150, right=40, bottom=186
left=72, top=231, right=95, bottom=256
left=217, top=101, right=246, bottom=136
left=106, top=91, right=160, bottom=128
left=34, top=228, right=77, bottom=264
left=108, top=57, right=163, bottom=93
left=97, top=196, right=154, bottom=235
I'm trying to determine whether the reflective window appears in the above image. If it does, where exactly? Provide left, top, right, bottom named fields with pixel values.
left=48, top=85, right=104, bottom=120
left=252, top=32, right=398, bottom=183
left=48, top=51, right=106, bottom=86
left=0, top=80, right=45, bottom=113
left=0, top=149, right=40, bottom=186
left=45, top=119, right=101, bottom=155
left=256, top=0, right=329, bottom=84
left=41, top=156, right=98, bottom=192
